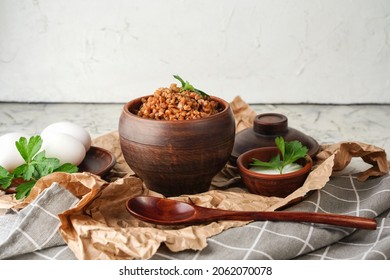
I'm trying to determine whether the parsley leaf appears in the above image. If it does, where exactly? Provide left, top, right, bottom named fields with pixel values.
left=284, top=139, right=308, bottom=166
left=15, top=181, right=36, bottom=200
left=173, top=75, right=209, bottom=98
left=0, top=135, right=79, bottom=199
left=249, top=136, right=308, bottom=174
left=0, top=166, right=14, bottom=189
left=251, top=155, right=281, bottom=169
left=54, top=163, right=79, bottom=173
left=15, top=135, right=42, bottom=162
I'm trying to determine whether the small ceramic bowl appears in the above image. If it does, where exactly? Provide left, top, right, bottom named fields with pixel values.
left=236, top=147, right=313, bottom=198
left=78, top=146, right=116, bottom=177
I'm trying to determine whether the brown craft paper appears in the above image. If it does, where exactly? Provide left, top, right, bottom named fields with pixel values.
left=0, top=96, right=388, bottom=260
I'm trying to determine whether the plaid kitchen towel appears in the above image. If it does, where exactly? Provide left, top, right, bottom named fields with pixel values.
left=0, top=183, right=79, bottom=259
left=5, top=245, right=76, bottom=260
left=151, top=174, right=390, bottom=260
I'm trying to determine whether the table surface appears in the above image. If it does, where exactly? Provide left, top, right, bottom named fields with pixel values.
left=1, top=102, right=389, bottom=152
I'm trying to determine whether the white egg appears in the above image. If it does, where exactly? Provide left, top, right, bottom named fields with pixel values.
left=41, top=132, right=86, bottom=166
left=41, top=121, right=91, bottom=151
left=0, top=132, right=30, bottom=172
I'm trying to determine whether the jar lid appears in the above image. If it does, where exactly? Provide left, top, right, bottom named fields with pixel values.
left=253, top=113, right=288, bottom=135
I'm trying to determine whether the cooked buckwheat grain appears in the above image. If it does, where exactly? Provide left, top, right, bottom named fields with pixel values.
left=136, top=83, right=221, bottom=120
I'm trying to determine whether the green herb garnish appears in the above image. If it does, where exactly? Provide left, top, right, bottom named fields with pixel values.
left=173, top=75, right=209, bottom=98
left=0, top=135, right=78, bottom=200
left=250, top=136, right=308, bottom=174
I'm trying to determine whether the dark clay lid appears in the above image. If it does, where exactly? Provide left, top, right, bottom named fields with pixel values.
left=253, top=113, right=288, bottom=135
left=230, top=113, right=319, bottom=164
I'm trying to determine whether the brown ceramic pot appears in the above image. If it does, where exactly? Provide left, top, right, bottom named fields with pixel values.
left=236, top=147, right=313, bottom=198
left=119, top=95, right=236, bottom=197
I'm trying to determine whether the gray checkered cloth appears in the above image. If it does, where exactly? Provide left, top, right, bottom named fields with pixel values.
left=1, top=174, right=390, bottom=260
left=0, top=183, right=79, bottom=260
left=151, top=174, right=390, bottom=260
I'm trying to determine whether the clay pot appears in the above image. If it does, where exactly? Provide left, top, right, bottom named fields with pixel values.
left=231, top=113, right=319, bottom=164
left=119, top=95, right=236, bottom=197
left=236, top=147, right=313, bottom=198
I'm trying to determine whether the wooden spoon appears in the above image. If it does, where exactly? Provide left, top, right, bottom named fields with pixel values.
left=126, top=195, right=377, bottom=230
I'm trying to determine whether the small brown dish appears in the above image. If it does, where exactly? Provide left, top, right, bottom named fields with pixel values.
left=78, top=146, right=116, bottom=176
left=236, top=147, right=313, bottom=198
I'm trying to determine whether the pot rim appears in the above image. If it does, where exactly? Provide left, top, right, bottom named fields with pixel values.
left=237, top=146, right=313, bottom=180
left=122, top=95, right=231, bottom=124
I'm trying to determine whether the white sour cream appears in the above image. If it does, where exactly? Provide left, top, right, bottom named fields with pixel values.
left=249, top=163, right=303, bottom=175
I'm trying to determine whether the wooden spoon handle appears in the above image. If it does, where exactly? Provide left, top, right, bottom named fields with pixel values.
left=222, top=211, right=377, bottom=230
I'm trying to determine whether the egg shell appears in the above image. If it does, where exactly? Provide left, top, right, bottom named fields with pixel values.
left=41, top=132, right=86, bottom=166
left=41, top=121, right=91, bottom=151
left=0, top=132, right=30, bottom=172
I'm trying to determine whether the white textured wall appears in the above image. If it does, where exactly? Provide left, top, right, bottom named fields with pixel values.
left=1, top=0, right=389, bottom=104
